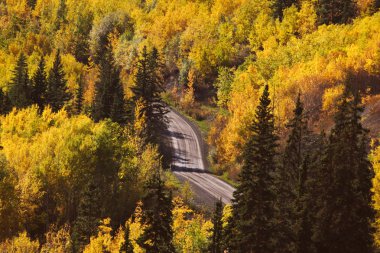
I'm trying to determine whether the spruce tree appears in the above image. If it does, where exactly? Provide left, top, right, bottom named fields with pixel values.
left=46, top=51, right=70, bottom=112
left=132, top=46, right=168, bottom=146
left=137, top=161, right=175, bottom=253
left=276, top=93, right=310, bottom=252
left=230, top=85, right=278, bottom=253
left=92, top=49, right=125, bottom=123
left=8, top=53, right=33, bottom=109
left=294, top=155, right=313, bottom=253
left=0, top=89, right=11, bottom=115
left=72, top=177, right=101, bottom=252
left=31, top=56, right=47, bottom=111
left=73, top=80, right=83, bottom=115
left=120, top=223, right=133, bottom=253
left=317, top=0, right=357, bottom=25
left=313, top=87, right=374, bottom=253
left=210, top=198, right=223, bottom=253
left=110, top=73, right=126, bottom=124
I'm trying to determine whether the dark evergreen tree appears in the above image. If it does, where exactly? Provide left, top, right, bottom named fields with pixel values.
left=46, top=51, right=70, bottom=112
left=132, top=46, right=168, bottom=146
left=223, top=213, right=236, bottom=252
left=8, top=53, right=33, bottom=109
left=294, top=155, right=313, bottom=253
left=31, top=56, right=47, bottom=111
left=27, top=0, right=37, bottom=9
left=72, top=177, right=101, bottom=252
left=137, top=161, right=175, bottom=253
left=73, top=80, right=83, bottom=115
left=230, top=85, right=278, bottom=253
left=369, top=0, right=380, bottom=14
left=273, top=0, right=298, bottom=20
left=276, top=93, right=310, bottom=252
left=92, top=49, right=125, bottom=123
left=313, top=87, right=374, bottom=253
left=110, top=73, right=126, bottom=124
left=210, top=198, right=223, bottom=253
left=0, top=155, right=20, bottom=241
left=317, top=0, right=357, bottom=25
left=0, top=89, right=11, bottom=115
left=120, top=223, right=134, bottom=253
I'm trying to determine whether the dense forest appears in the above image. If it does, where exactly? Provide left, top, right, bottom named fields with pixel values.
left=0, top=0, right=380, bottom=252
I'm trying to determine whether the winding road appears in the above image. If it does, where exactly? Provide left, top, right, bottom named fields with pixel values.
left=166, top=108, right=235, bottom=206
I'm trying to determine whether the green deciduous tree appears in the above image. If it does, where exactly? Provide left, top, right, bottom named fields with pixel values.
left=230, top=85, right=278, bottom=253
left=46, top=51, right=70, bottom=112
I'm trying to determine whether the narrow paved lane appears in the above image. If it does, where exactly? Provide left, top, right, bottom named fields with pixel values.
left=166, top=108, right=235, bottom=205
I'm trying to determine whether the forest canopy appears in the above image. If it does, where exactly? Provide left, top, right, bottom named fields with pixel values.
left=0, top=0, right=380, bottom=252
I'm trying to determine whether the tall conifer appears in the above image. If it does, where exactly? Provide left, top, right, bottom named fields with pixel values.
left=313, top=87, right=374, bottom=253
left=8, top=53, right=33, bottom=109
left=231, top=85, right=278, bottom=253
left=276, top=93, right=310, bottom=252
left=294, top=155, right=313, bottom=253
left=72, top=177, right=101, bottom=252
left=317, top=0, right=357, bottom=25
left=73, top=80, right=83, bottom=115
left=92, top=49, right=125, bottom=123
left=0, top=89, right=11, bottom=115
left=137, top=161, right=175, bottom=253
left=32, top=56, right=47, bottom=111
left=210, top=198, right=224, bottom=253
left=46, top=51, right=70, bottom=112
left=132, top=47, right=168, bottom=146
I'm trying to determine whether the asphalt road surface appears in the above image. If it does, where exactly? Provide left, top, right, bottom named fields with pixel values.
left=166, top=108, right=235, bottom=206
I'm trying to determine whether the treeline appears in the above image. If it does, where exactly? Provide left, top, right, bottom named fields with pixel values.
left=1, top=51, right=70, bottom=114
left=2, top=83, right=374, bottom=253
left=0, top=45, right=172, bottom=252
left=1, top=45, right=166, bottom=131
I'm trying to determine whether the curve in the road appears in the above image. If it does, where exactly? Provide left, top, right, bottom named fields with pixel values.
left=166, top=108, right=235, bottom=205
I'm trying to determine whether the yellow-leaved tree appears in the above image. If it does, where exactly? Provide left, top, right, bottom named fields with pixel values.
left=172, top=197, right=212, bottom=253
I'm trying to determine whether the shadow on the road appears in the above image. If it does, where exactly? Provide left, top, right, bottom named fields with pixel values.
left=172, top=155, right=190, bottom=164
left=171, top=165, right=211, bottom=174
left=165, top=130, right=189, bottom=140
